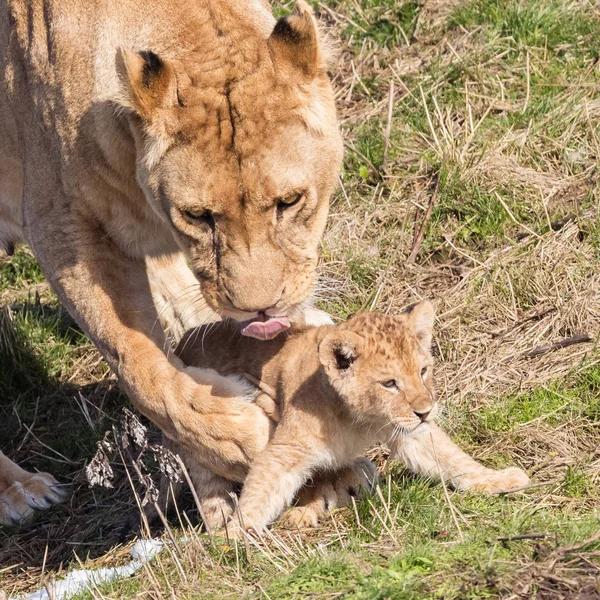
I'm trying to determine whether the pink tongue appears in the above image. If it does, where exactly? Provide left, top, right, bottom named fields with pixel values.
left=241, top=317, right=291, bottom=340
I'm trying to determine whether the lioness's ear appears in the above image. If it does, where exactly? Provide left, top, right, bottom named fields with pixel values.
left=405, top=300, right=436, bottom=350
left=267, top=1, right=323, bottom=78
left=318, top=331, right=362, bottom=378
left=117, top=49, right=177, bottom=119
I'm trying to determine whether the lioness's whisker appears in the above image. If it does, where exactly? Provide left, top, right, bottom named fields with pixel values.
left=150, top=283, right=205, bottom=343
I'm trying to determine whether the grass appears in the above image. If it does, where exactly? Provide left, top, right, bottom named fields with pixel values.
left=3, top=0, right=600, bottom=597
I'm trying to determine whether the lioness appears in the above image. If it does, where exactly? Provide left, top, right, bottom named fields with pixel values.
left=0, top=0, right=348, bottom=524
left=174, top=301, right=529, bottom=533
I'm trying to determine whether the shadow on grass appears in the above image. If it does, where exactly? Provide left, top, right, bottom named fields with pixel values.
left=0, top=301, right=162, bottom=582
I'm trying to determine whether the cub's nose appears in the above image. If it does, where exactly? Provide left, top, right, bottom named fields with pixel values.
left=412, top=396, right=434, bottom=422
left=414, top=409, right=431, bottom=422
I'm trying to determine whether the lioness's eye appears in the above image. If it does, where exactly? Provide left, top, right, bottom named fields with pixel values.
left=381, top=379, right=397, bottom=389
left=421, top=367, right=428, bottom=378
left=183, top=209, right=215, bottom=229
left=276, top=193, right=304, bottom=216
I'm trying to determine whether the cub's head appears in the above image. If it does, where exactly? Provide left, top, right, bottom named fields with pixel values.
left=117, top=2, right=342, bottom=339
left=318, top=301, right=437, bottom=433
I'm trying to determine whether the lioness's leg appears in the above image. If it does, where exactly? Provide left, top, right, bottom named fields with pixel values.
left=24, top=184, right=272, bottom=482
left=393, top=423, right=529, bottom=493
left=0, top=85, right=24, bottom=255
left=0, top=452, right=67, bottom=526
left=185, top=458, right=237, bottom=532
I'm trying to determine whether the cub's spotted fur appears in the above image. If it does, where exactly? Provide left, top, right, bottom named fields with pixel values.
left=175, top=301, right=529, bottom=533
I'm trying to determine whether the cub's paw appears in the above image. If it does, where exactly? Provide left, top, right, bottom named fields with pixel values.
left=285, top=458, right=379, bottom=530
left=472, top=467, right=530, bottom=494
left=200, top=496, right=235, bottom=532
left=0, top=473, right=68, bottom=526
left=281, top=505, right=321, bottom=529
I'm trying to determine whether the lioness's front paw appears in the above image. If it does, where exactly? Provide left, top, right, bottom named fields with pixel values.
left=472, top=467, right=529, bottom=494
left=296, top=307, right=334, bottom=328
left=215, top=516, right=264, bottom=541
left=0, top=473, right=68, bottom=526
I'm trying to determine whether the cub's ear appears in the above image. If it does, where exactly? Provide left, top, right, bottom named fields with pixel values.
left=318, top=331, right=362, bottom=378
left=405, top=300, right=436, bottom=351
left=267, top=1, right=323, bottom=78
left=117, top=49, right=177, bottom=119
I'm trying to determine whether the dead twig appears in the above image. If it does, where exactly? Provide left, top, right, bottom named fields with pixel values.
left=522, top=334, right=592, bottom=359
left=554, top=529, right=600, bottom=556
left=406, top=177, right=438, bottom=264
left=498, top=533, right=548, bottom=542
left=382, top=80, right=394, bottom=169
left=344, top=140, right=382, bottom=180
left=490, top=306, right=555, bottom=338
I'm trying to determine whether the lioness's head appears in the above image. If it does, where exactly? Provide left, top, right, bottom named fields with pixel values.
left=117, top=2, right=342, bottom=339
left=318, top=301, right=437, bottom=433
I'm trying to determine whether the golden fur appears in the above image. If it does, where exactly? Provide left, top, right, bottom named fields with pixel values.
left=0, top=0, right=346, bottom=524
left=0, top=452, right=67, bottom=526
left=175, top=301, right=530, bottom=533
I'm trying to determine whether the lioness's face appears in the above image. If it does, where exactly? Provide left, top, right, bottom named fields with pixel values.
left=319, top=302, right=437, bottom=434
left=120, top=4, right=342, bottom=338
left=154, top=94, right=341, bottom=325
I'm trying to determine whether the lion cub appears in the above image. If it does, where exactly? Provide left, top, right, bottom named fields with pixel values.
left=176, top=301, right=529, bottom=534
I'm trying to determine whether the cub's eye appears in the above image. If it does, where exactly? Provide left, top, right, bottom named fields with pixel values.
left=183, top=209, right=215, bottom=228
left=421, top=366, right=429, bottom=378
left=276, top=193, right=304, bottom=217
left=381, top=379, right=398, bottom=390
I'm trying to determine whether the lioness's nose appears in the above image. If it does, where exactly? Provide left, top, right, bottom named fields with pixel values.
left=221, top=250, right=285, bottom=313
left=226, top=292, right=283, bottom=314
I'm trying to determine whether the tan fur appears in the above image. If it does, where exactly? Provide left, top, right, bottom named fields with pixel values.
left=0, top=0, right=343, bottom=523
left=175, top=301, right=529, bottom=533
left=0, top=452, right=68, bottom=525
left=280, top=457, right=377, bottom=529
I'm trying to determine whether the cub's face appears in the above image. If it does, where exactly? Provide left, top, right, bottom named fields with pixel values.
left=319, top=302, right=437, bottom=434
left=119, top=4, right=342, bottom=338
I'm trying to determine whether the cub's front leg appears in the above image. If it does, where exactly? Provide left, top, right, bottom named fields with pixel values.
left=394, top=422, right=529, bottom=493
left=234, top=431, right=325, bottom=533
left=282, top=457, right=378, bottom=529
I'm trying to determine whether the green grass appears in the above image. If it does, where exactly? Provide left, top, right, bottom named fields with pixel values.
left=473, top=370, right=600, bottom=433
left=74, top=463, right=600, bottom=598
left=451, top=0, right=600, bottom=52
left=330, top=0, right=423, bottom=49
left=3, top=0, right=600, bottom=597
left=0, top=248, right=44, bottom=290
left=0, top=285, right=122, bottom=484
left=331, top=0, right=600, bottom=270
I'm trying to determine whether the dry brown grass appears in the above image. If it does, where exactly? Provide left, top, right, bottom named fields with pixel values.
left=3, top=0, right=600, bottom=598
